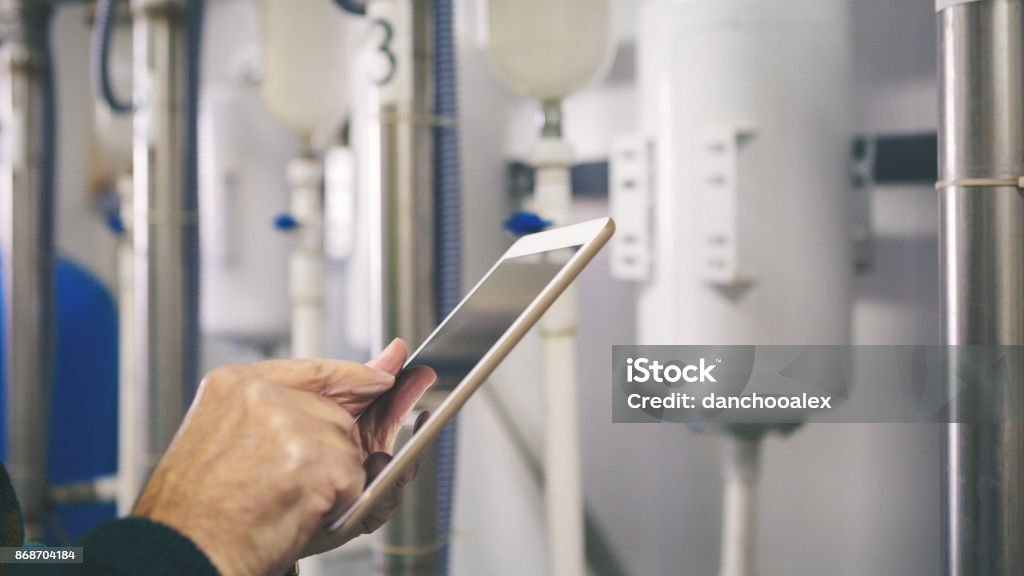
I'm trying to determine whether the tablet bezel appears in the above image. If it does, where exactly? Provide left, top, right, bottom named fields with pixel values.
left=328, top=217, right=615, bottom=537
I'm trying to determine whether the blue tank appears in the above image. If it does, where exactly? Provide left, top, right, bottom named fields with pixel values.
left=0, top=258, right=119, bottom=542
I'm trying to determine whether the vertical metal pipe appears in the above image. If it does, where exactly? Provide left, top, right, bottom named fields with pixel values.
left=373, top=0, right=441, bottom=573
left=0, top=0, right=53, bottom=540
left=718, top=435, right=760, bottom=576
left=938, top=1, right=1024, bottom=574
left=115, top=173, right=140, bottom=516
left=379, top=0, right=435, bottom=346
left=131, top=0, right=193, bottom=469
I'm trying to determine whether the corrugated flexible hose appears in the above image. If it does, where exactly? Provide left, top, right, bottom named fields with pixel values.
left=433, top=0, right=460, bottom=571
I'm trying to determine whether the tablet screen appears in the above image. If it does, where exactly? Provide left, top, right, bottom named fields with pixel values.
left=333, top=218, right=612, bottom=533
left=377, top=245, right=580, bottom=457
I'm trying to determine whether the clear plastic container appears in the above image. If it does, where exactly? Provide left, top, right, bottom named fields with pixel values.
left=261, top=0, right=359, bottom=142
left=484, top=0, right=613, bottom=101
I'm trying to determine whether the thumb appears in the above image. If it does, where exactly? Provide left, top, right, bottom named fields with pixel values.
left=367, top=338, right=410, bottom=376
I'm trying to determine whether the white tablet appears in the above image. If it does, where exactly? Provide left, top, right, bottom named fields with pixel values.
left=329, top=217, right=615, bottom=536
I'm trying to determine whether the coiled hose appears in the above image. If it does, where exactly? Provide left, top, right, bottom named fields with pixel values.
left=91, top=0, right=133, bottom=114
left=332, top=0, right=366, bottom=16
left=91, top=0, right=201, bottom=405
left=432, top=0, right=460, bottom=571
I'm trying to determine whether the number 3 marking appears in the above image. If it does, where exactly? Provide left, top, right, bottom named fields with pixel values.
left=372, top=17, right=397, bottom=86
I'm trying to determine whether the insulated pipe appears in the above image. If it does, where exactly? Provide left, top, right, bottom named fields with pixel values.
left=718, top=435, right=760, bottom=576
left=288, top=155, right=324, bottom=359
left=131, top=0, right=196, bottom=471
left=533, top=100, right=585, bottom=576
left=431, top=0, right=461, bottom=570
left=938, top=1, right=1024, bottom=574
left=0, top=0, right=55, bottom=540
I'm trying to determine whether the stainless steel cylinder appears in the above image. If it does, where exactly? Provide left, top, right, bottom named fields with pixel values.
left=0, top=1, right=53, bottom=539
left=378, top=4, right=436, bottom=347
left=374, top=0, right=441, bottom=573
left=938, top=0, right=1024, bottom=574
left=131, top=0, right=193, bottom=468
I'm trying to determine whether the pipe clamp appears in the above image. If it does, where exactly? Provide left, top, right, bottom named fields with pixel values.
left=934, top=177, right=1024, bottom=189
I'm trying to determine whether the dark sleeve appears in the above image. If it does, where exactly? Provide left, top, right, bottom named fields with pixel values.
left=0, top=466, right=218, bottom=575
left=75, top=518, right=220, bottom=575
left=12, top=518, right=220, bottom=576
left=0, top=465, right=25, bottom=548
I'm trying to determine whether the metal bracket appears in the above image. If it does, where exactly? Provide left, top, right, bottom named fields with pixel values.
left=850, top=136, right=876, bottom=274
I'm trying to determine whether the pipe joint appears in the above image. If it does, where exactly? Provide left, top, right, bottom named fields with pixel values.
left=539, top=99, right=564, bottom=139
left=131, top=0, right=186, bottom=20
left=287, top=156, right=324, bottom=190
left=0, top=4, right=51, bottom=58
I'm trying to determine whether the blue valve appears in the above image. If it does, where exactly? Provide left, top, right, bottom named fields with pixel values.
left=106, top=214, right=126, bottom=236
left=273, top=213, right=300, bottom=231
left=503, top=211, right=552, bottom=237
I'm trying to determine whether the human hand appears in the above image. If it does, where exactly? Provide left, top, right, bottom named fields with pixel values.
left=132, top=359, right=395, bottom=576
left=302, top=339, right=437, bottom=555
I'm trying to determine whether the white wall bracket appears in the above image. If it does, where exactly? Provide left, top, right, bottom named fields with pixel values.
left=610, top=135, right=653, bottom=281
left=700, top=127, right=757, bottom=287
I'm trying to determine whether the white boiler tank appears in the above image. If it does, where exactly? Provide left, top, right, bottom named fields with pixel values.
left=636, top=0, right=853, bottom=346
left=633, top=2, right=854, bottom=574
left=261, top=0, right=359, bottom=144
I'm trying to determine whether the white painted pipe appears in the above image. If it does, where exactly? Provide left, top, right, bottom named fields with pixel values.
left=542, top=309, right=584, bottom=576
left=533, top=133, right=585, bottom=576
left=719, top=435, right=761, bottom=576
left=115, top=173, right=141, bottom=516
left=288, top=155, right=324, bottom=359
left=49, top=475, right=121, bottom=505
left=290, top=153, right=327, bottom=576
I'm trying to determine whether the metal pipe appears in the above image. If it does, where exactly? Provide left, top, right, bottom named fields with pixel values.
left=115, top=173, right=139, bottom=515
left=131, top=0, right=194, bottom=471
left=48, top=475, right=119, bottom=506
left=718, top=435, right=760, bottom=576
left=0, top=0, right=54, bottom=540
left=938, top=1, right=1024, bottom=574
left=539, top=99, right=562, bottom=139
left=371, top=0, right=441, bottom=573
left=378, top=3, right=435, bottom=347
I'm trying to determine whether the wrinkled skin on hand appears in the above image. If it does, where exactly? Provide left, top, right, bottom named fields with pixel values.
left=133, top=339, right=436, bottom=576
left=302, top=341, right=437, bottom=554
